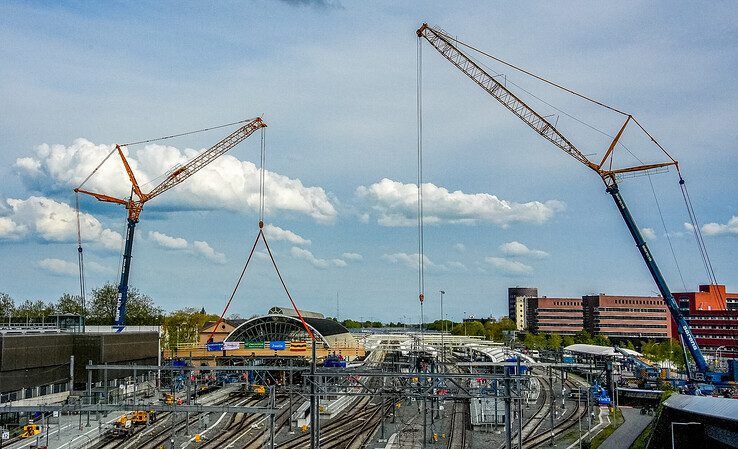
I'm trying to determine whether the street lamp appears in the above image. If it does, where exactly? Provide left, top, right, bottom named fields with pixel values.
left=671, top=422, right=700, bottom=449
left=439, top=290, right=445, bottom=366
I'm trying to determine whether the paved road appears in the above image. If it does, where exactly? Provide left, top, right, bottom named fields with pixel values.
left=598, top=407, right=653, bottom=449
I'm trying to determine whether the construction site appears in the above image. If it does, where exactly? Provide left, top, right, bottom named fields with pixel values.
left=2, top=5, right=738, bottom=449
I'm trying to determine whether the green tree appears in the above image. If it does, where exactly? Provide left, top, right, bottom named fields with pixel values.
left=592, top=334, right=611, bottom=347
left=56, top=293, right=85, bottom=315
left=547, top=333, right=563, bottom=350
left=0, top=292, right=15, bottom=317
left=562, top=336, right=575, bottom=347
left=163, top=308, right=220, bottom=349
left=88, top=283, right=163, bottom=325
left=15, top=299, right=54, bottom=319
left=341, top=319, right=361, bottom=329
left=574, top=330, right=593, bottom=345
left=523, top=333, right=547, bottom=350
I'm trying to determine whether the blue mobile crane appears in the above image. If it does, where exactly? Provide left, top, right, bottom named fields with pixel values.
left=75, top=118, right=266, bottom=331
left=417, top=24, right=735, bottom=385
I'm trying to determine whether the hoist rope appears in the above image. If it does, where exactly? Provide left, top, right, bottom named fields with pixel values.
left=680, top=179, right=719, bottom=286
left=646, top=175, right=688, bottom=292
left=259, top=127, right=266, bottom=223
left=207, top=126, right=316, bottom=342
left=416, top=36, right=426, bottom=343
left=75, top=193, right=87, bottom=320
left=121, top=118, right=258, bottom=147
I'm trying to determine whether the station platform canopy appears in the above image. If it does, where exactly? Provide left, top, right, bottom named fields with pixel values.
left=564, top=344, right=641, bottom=357
left=225, top=308, right=357, bottom=348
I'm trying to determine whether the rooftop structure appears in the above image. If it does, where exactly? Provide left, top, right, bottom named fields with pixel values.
left=223, top=307, right=357, bottom=348
left=564, top=343, right=641, bottom=358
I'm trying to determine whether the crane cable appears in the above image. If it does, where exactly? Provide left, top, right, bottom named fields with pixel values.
left=74, top=192, right=87, bottom=323
left=207, top=125, right=315, bottom=342
left=680, top=178, right=720, bottom=286
left=440, top=30, right=721, bottom=291
left=417, top=36, right=426, bottom=342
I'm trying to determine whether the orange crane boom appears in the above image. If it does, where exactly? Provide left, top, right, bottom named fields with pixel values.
left=75, top=117, right=267, bottom=329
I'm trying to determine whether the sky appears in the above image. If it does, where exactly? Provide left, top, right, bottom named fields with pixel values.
left=1, top=1, right=737, bottom=323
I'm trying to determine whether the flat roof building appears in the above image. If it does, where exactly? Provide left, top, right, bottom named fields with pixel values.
left=526, top=297, right=583, bottom=335
left=508, top=287, right=537, bottom=322
left=583, top=294, right=672, bottom=339
left=673, top=284, right=738, bottom=360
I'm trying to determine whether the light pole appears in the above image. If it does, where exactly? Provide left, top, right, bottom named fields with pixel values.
left=671, top=422, right=700, bottom=449
left=715, top=345, right=726, bottom=370
left=439, top=290, right=445, bottom=367
left=463, top=311, right=467, bottom=337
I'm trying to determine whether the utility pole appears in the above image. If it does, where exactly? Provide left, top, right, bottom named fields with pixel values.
left=439, top=290, right=445, bottom=368
left=549, top=367, right=555, bottom=447
left=504, top=372, right=512, bottom=449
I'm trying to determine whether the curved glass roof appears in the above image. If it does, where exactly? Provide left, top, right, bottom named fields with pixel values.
left=224, top=315, right=351, bottom=346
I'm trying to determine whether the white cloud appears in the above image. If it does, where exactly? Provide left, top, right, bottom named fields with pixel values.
left=641, top=227, right=657, bottom=240
left=37, top=258, right=111, bottom=276
left=499, top=241, right=549, bottom=259
left=290, top=247, right=350, bottom=269
left=148, top=230, right=188, bottom=249
left=684, top=222, right=694, bottom=232
left=381, top=252, right=447, bottom=272
left=193, top=241, right=227, bottom=264
left=453, top=243, right=466, bottom=253
left=16, top=138, right=337, bottom=223
left=263, top=224, right=311, bottom=246
left=356, top=178, right=564, bottom=227
left=447, top=261, right=468, bottom=271
left=145, top=230, right=226, bottom=264
left=37, top=258, right=78, bottom=276
left=699, top=216, right=738, bottom=236
left=485, top=256, right=533, bottom=276
left=341, top=252, right=363, bottom=261
left=0, top=196, right=123, bottom=250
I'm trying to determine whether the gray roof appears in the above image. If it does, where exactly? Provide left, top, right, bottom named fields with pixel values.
left=664, top=393, right=738, bottom=421
left=564, top=344, right=641, bottom=357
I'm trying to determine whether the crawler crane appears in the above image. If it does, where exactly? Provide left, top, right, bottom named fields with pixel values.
left=417, top=23, right=733, bottom=384
left=75, top=117, right=266, bottom=330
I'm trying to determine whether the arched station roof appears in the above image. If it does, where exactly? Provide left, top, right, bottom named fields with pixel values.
left=224, top=314, right=351, bottom=347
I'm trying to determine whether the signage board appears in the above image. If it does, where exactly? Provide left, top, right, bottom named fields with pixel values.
left=206, top=342, right=224, bottom=351
left=269, top=341, right=286, bottom=350
left=223, top=341, right=240, bottom=350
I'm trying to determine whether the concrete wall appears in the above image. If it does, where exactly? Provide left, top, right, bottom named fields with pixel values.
left=0, top=332, right=159, bottom=393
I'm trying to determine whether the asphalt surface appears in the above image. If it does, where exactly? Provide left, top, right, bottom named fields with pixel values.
left=598, top=407, right=653, bottom=449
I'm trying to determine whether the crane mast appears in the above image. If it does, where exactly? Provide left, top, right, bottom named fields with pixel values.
left=417, top=23, right=719, bottom=380
left=75, top=117, right=266, bottom=330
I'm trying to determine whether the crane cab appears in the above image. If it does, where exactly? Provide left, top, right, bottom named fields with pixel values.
left=21, top=423, right=42, bottom=438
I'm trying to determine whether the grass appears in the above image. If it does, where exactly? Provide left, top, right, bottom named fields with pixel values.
left=590, top=407, right=624, bottom=449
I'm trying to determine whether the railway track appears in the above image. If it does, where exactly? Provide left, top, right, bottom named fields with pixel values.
left=520, top=376, right=588, bottom=449
left=447, top=400, right=468, bottom=449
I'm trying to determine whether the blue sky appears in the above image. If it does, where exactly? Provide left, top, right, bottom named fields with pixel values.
left=1, top=1, right=737, bottom=322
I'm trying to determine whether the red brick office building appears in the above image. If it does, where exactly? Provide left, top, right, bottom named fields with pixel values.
left=673, top=284, right=738, bottom=360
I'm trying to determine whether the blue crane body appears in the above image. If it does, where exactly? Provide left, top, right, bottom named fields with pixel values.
left=417, top=23, right=731, bottom=384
